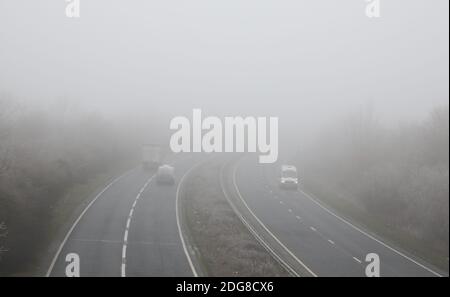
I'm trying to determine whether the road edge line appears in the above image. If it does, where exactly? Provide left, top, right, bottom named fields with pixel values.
left=175, top=160, right=208, bottom=277
left=219, top=162, right=299, bottom=277
left=224, top=158, right=317, bottom=277
left=300, top=190, right=444, bottom=277
left=46, top=169, right=134, bottom=277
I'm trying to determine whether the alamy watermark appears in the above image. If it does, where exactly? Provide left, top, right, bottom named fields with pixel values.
left=65, top=1, right=380, bottom=20
left=365, top=0, right=381, bottom=18
left=65, top=253, right=80, bottom=277
left=169, top=109, right=278, bottom=164
left=65, top=0, right=80, bottom=18
left=365, top=253, right=380, bottom=277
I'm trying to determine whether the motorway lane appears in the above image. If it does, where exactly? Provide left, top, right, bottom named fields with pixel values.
left=125, top=155, right=198, bottom=276
left=48, top=154, right=199, bottom=277
left=234, top=155, right=445, bottom=277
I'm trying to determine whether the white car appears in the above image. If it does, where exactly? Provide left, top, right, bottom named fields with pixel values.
left=156, top=165, right=175, bottom=185
left=279, top=165, right=298, bottom=190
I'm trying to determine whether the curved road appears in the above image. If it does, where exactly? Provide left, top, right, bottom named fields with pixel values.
left=233, top=155, right=446, bottom=277
left=48, top=154, right=200, bottom=277
left=47, top=153, right=447, bottom=277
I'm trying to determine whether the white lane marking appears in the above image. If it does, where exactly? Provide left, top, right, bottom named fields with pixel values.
left=221, top=167, right=300, bottom=277
left=300, top=190, right=443, bottom=277
left=288, top=209, right=293, bottom=213
left=46, top=169, right=134, bottom=277
left=295, top=216, right=302, bottom=220
left=232, top=163, right=317, bottom=277
left=328, top=239, right=335, bottom=245
left=353, top=257, right=362, bottom=264
left=310, top=227, right=317, bottom=232
left=123, top=230, right=129, bottom=243
left=121, top=175, right=155, bottom=277
left=279, top=201, right=284, bottom=205
left=176, top=161, right=208, bottom=277
left=122, top=245, right=127, bottom=258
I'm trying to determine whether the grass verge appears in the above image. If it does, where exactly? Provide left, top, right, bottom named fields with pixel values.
left=303, top=177, right=449, bottom=273
left=182, top=160, right=289, bottom=277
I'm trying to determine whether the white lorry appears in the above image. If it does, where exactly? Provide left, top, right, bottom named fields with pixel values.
left=142, top=144, right=162, bottom=170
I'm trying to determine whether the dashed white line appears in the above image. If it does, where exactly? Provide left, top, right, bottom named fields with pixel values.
left=46, top=169, right=134, bottom=277
left=121, top=175, right=155, bottom=277
left=353, top=257, right=362, bottom=264
left=328, top=239, right=335, bottom=245
left=122, top=245, right=127, bottom=258
left=231, top=163, right=317, bottom=277
left=279, top=201, right=284, bottom=205
left=300, top=190, right=443, bottom=277
left=295, top=215, right=302, bottom=220
left=124, top=230, right=129, bottom=243
left=288, top=209, right=293, bottom=213
left=310, top=226, right=317, bottom=232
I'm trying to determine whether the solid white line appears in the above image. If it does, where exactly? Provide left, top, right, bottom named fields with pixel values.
left=328, top=239, right=335, bottom=245
left=220, top=166, right=300, bottom=277
left=121, top=263, right=126, bottom=277
left=232, top=163, right=317, bottom=277
left=300, top=190, right=443, bottom=277
left=121, top=174, right=155, bottom=277
left=176, top=161, right=206, bottom=277
left=46, top=169, right=134, bottom=277
left=353, top=257, right=362, bottom=264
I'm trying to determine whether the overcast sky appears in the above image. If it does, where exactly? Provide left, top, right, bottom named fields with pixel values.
left=0, top=0, right=448, bottom=128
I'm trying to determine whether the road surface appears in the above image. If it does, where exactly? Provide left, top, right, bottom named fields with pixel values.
left=48, top=154, right=200, bottom=277
left=47, top=153, right=446, bottom=277
left=232, top=155, right=446, bottom=277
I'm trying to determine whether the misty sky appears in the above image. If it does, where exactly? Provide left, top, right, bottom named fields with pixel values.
left=0, top=0, right=448, bottom=128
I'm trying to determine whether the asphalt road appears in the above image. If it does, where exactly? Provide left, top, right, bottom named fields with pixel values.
left=47, top=152, right=446, bottom=277
left=233, top=155, right=446, bottom=277
left=48, top=154, right=200, bottom=277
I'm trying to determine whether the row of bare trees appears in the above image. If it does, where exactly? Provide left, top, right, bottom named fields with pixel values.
left=0, top=93, right=138, bottom=275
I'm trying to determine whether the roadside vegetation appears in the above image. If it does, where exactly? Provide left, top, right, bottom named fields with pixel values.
left=183, top=161, right=289, bottom=276
left=0, top=93, right=138, bottom=276
left=298, top=106, right=449, bottom=270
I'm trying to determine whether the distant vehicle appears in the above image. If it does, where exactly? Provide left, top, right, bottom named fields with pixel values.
left=142, top=144, right=162, bottom=170
left=156, top=165, right=175, bottom=185
left=279, top=165, right=298, bottom=190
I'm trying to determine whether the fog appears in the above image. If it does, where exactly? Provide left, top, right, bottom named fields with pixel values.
left=1, top=1, right=448, bottom=123
left=0, top=1, right=448, bottom=276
